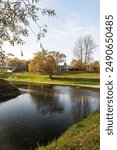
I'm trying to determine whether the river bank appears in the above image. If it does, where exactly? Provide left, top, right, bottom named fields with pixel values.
left=12, top=80, right=100, bottom=89
left=0, top=72, right=100, bottom=89
left=38, top=110, right=100, bottom=150
left=0, top=79, right=21, bottom=102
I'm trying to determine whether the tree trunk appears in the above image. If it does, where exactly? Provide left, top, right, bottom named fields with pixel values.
left=49, top=74, right=53, bottom=79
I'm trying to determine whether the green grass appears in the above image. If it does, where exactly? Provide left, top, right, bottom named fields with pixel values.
left=0, top=72, right=100, bottom=86
left=38, top=110, right=100, bottom=150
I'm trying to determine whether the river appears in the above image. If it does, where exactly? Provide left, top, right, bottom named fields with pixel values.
left=0, top=84, right=100, bottom=150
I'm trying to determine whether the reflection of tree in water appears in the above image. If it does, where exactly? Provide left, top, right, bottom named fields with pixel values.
left=19, top=84, right=99, bottom=121
left=70, top=96, right=91, bottom=122
left=68, top=87, right=93, bottom=123
left=29, top=90, right=64, bottom=115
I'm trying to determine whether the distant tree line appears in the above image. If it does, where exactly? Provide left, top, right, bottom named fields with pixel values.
left=0, top=50, right=29, bottom=71
left=7, top=58, right=29, bottom=71
left=69, top=59, right=100, bottom=72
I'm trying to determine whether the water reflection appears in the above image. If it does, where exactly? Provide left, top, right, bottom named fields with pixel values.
left=30, top=91, right=64, bottom=115
left=0, top=85, right=100, bottom=150
left=29, top=85, right=99, bottom=121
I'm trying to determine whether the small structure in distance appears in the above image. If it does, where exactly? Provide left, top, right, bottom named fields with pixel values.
left=0, top=66, right=18, bottom=72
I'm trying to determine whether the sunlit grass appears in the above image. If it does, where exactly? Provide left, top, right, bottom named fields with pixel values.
left=0, top=71, right=100, bottom=86
left=39, top=110, right=100, bottom=150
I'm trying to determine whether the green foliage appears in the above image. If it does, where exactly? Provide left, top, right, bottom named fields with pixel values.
left=0, top=0, right=55, bottom=48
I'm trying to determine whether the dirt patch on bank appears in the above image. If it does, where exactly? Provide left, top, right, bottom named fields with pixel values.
left=0, top=79, right=21, bottom=102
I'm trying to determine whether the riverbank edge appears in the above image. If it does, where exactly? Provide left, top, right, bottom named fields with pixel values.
left=0, top=79, right=21, bottom=102
left=38, top=110, right=100, bottom=150
left=9, top=80, right=100, bottom=89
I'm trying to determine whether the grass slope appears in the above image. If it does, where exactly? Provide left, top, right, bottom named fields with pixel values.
left=0, top=72, right=100, bottom=86
left=38, top=110, right=100, bottom=150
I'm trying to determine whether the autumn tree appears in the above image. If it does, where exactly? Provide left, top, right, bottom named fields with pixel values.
left=7, top=58, right=29, bottom=71
left=29, top=50, right=66, bottom=79
left=0, top=51, right=5, bottom=66
left=91, top=61, right=100, bottom=72
left=73, top=34, right=97, bottom=70
left=84, top=61, right=100, bottom=72
left=0, top=50, right=14, bottom=66
left=69, top=59, right=83, bottom=71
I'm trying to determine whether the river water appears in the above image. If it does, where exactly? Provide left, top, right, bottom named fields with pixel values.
left=0, top=85, right=100, bottom=150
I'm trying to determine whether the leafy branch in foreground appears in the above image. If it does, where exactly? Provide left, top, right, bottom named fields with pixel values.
left=0, top=0, right=56, bottom=49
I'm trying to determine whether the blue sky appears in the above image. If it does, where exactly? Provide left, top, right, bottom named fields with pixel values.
left=4, top=0, right=100, bottom=64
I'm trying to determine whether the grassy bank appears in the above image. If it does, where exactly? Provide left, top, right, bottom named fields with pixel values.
left=0, top=72, right=100, bottom=87
left=38, top=110, right=100, bottom=150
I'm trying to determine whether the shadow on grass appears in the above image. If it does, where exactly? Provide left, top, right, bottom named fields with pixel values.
left=53, top=77, right=100, bottom=85
left=0, top=73, right=12, bottom=79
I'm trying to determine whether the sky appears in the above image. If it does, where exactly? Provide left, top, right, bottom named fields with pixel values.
left=4, top=0, right=100, bottom=64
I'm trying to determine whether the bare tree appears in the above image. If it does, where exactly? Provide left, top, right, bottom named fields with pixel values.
left=73, top=34, right=97, bottom=70
left=84, top=35, right=97, bottom=65
left=73, top=37, right=84, bottom=63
